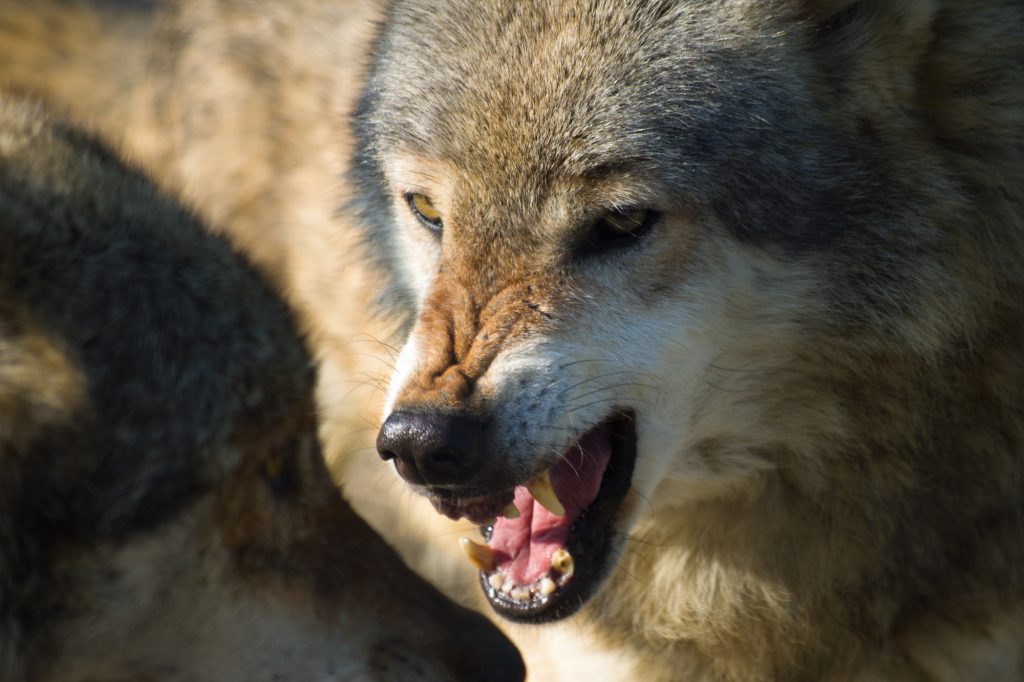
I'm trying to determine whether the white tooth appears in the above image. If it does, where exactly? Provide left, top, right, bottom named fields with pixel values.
left=501, top=577, right=515, bottom=594
left=550, top=548, right=574, bottom=575
left=488, top=573, right=505, bottom=591
left=459, top=537, right=496, bottom=572
left=511, top=587, right=531, bottom=602
left=502, top=502, right=521, bottom=519
left=527, top=469, right=566, bottom=516
left=540, top=577, right=557, bottom=596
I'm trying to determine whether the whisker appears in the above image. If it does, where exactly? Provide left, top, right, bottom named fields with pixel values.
left=556, top=357, right=617, bottom=371
left=558, top=370, right=659, bottom=399
left=570, top=381, right=665, bottom=404
left=565, top=397, right=629, bottom=415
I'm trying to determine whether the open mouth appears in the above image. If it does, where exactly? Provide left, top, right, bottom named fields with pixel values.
left=451, top=412, right=637, bottom=623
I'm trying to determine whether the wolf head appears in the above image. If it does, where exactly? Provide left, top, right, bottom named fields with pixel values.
left=355, top=0, right=1024, bottom=636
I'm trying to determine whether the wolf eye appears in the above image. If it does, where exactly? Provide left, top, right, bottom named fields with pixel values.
left=577, top=208, right=658, bottom=256
left=405, top=192, right=443, bottom=235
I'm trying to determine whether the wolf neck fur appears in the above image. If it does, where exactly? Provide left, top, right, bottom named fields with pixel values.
left=592, top=324, right=1024, bottom=680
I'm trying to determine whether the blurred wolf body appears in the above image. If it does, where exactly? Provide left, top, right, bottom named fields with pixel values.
left=0, top=91, right=523, bottom=680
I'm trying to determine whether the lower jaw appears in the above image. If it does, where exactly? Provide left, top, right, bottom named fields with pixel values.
left=481, top=413, right=638, bottom=623
left=480, top=532, right=607, bottom=623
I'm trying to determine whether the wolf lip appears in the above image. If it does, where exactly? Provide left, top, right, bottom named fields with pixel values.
left=478, top=412, right=637, bottom=623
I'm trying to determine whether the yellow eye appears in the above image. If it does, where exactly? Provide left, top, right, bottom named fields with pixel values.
left=406, top=192, right=443, bottom=233
left=602, top=208, right=653, bottom=235
left=577, top=208, right=658, bottom=256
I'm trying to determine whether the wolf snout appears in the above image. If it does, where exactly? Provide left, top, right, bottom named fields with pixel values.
left=376, top=410, right=485, bottom=486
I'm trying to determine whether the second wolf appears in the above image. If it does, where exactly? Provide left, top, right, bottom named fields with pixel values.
left=0, top=90, right=522, bottom=680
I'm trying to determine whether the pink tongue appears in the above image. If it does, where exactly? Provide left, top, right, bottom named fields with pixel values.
left=488, top=427, right=613, bottom=584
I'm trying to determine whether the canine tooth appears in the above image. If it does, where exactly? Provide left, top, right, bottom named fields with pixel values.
left=459, top=537, right=496, bottom=572
left=501, top=577, right=515, bottom=594
left=550, top=548, right=574, bottom=575
left=502, top=502, right=521, bottom=519
left=527, top=469, right=566, bottom=516
left=488, top=573, right=505, bottom=591
left=511, top=587, right=531, bottom=601
left=540, top=577, right=557, bottom=596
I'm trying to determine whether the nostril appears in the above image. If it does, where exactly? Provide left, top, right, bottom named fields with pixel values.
left=393, top=455, right=427, bottom=486
left=375, top=410, right=485, bottom=486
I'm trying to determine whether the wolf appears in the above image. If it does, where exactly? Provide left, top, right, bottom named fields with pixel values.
left=0, top=91, right=523, bottom=681
left=357, top=0, right=1024, bottom=679
left=5, top=0, right=1024, bottom=679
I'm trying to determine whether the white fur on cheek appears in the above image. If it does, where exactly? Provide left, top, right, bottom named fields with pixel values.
left=637, top=245, right=822, bottom=512
left=591, top=273, right=730, bottom=518
left=478, top=242, right=811, bottom=526
left=472, top=275, right=723, bottom=503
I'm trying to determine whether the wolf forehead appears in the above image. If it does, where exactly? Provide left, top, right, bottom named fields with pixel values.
left=358, top=0, right=889, bottom=251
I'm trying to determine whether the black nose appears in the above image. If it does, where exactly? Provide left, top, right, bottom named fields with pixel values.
left=376, top=411, right=485, bottom=485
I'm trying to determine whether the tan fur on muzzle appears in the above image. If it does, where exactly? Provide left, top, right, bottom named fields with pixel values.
left=395, top=270, right=549, bottom=410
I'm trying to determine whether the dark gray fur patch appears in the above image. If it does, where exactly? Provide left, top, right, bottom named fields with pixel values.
left=0, top=98, right=313, bottom=541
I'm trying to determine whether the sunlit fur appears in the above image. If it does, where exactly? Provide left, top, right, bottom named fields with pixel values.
left=4, top=0, right=1024, bottom=679
left=355, top=1, right=1024, bottom=679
